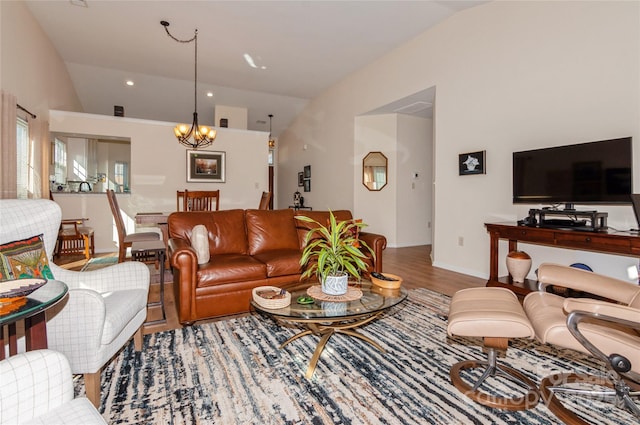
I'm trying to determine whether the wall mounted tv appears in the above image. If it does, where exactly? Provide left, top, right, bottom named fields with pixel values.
left=513, top=137, right=632, bottom=208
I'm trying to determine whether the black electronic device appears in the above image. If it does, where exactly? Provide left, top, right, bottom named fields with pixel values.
left=527, top=208, right=608, bottom=232
left=513, top=137, right=632, bottom=208
left=630, top=194, right=640, bottom=232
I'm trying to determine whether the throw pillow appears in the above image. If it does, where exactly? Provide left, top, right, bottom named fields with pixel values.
left=0, top=234, right=54, bottom=281
left=191, top=225, right=210, bottom=265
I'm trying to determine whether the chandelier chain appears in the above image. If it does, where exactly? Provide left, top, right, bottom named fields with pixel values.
left=161, top=21, right=215, bottom=149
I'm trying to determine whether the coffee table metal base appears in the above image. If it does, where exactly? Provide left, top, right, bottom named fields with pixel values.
left=277, top=311, right=385, bottom=379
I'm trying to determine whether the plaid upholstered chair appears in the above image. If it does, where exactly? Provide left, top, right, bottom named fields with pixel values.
left=0, top=349, right=106, bottom=424
left=0, top=199, right=150, bottom=408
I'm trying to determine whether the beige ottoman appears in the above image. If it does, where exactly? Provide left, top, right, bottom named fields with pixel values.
left=447, top=287, right=539, bottom=410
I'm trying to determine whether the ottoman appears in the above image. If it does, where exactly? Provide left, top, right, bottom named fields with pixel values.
left=447, top=287, right=539, bottom=410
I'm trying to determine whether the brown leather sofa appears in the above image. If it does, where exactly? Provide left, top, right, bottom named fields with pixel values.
left=168, top=208, right=386, bottom=324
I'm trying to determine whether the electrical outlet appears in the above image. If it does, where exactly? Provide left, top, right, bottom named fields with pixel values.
left=458, top=236, right=464, bottom=246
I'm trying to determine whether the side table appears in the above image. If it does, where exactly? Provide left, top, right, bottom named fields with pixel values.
left=0, top=280, right=68, bottom=359
left=131, top=240, right=166, bottom=325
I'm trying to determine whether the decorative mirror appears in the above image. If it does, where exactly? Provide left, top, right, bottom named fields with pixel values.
left=362, top=151, right=388, bottom=191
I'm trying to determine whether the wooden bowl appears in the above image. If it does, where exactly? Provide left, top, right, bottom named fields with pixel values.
left=252, top=286, right=291, bottom=309
left=370, top=273, right=403, bottom=289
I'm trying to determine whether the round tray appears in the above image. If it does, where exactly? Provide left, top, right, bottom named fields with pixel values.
left=306, top=285, right=363, bottom=302
left=252, top=286, right=291, bottom=309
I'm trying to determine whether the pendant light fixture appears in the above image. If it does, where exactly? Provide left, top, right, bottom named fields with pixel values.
left=161, top=20, right=216, bottom=149
left=268, top=114, right=276, bottom=148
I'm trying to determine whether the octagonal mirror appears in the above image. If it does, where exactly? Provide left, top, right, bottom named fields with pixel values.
left=362, top=151, right=388, bottom=191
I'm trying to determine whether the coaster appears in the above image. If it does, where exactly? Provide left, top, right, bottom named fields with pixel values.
left=307, top=285, right=363, bottom=302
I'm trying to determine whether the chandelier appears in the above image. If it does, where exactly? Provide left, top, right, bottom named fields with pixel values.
left=268, top=114, right=275, bottom=148
left=161, top=20, right=216, bottom=149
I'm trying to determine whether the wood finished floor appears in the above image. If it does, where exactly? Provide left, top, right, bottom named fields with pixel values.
left=54, top=245, right=486, bottom=335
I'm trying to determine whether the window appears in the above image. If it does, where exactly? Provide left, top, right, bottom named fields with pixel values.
left=16, top=117, right=35, bottom=199
left=53, top=138, right=67, bottom=184
left=114, top=161, right=129, bottom=192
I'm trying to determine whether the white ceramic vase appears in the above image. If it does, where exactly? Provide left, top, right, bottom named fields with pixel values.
left=321, top=272, right=349, bottom=296
left=506, top=251, right=532, bottom=283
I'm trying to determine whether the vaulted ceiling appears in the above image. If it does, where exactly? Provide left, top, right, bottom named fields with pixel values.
left=26, top=0, right=484, bottom=137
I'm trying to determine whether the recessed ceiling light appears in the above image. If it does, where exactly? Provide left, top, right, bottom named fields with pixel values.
left=207, top=92, right=213, bottom=97
left=126, top=80, right=134, bottom=86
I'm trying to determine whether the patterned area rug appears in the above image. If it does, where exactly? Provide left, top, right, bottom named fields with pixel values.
left=79, top=289, right=636, bottom=424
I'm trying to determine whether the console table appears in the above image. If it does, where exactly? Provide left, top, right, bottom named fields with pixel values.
left=485, top=222, right=640, bottom=296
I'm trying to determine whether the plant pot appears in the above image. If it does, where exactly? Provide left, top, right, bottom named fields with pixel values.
left=506, top=251, right=532, bottom=283
left=321, top=301, right=347, bottom=316
left=321, top=272, right=349, bottom=296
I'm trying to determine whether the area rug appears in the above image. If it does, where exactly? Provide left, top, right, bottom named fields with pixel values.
left=80, top=255, right=118, bottom=271
left=77, top=288, right=636, bottom=424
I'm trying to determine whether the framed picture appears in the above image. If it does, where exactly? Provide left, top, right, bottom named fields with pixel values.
left=303, top=179, right=311, bottom=192
left=187, top=150, right=226, bottom=182
left=298, top=172, right=304, bottom=187
left=458, top=150, right=486, bottom=176
left=303, top=165, right=311, bottom=179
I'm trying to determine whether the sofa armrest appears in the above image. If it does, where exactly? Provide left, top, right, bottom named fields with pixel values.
left=46, top=289, right=107, bottom=356
left=169, top=237, right=199, bottom=323
left=0, top=350, right=74, bottom=423
left=359, top=231, right=386, bottom=273
left=50, top=261, right=150, bottom=294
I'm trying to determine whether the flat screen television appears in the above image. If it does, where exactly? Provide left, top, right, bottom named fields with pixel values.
left=513, top=137, right=632, bottom=208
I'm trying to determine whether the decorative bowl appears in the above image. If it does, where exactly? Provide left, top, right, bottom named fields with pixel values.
left=370, top=273, right=403, bottom=289
left=0, top=278, right=47, bottom=301
left=252, top=286, right=291, bottom=309
left=370, top=285, right=402, bottom=298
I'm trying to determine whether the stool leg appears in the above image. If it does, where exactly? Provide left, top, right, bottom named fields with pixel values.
left=450, top=337, right=540, bottom=411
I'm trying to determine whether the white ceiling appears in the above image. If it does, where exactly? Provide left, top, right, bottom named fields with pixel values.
left=25, top=0, right=484, bottom=137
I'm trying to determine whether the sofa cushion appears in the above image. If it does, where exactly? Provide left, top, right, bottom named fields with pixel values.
left=169, top=209, right=248, bottom=255
left=196, top=254, right=267, bottom=287
left=251, top=249, right=302, bottom=278
left=246, top=209, right=299, bottom=255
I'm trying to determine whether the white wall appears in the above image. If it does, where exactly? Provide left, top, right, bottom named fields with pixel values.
left=354, top=115, right=398, bottom=240
left=279, top=1, right=640, bottom=281
left=397, top=114, right=432, bottom=247
left=353, top=114, right=433, bottom=246
left=0, top=1, right=81, bottom=119
left=49, top=110, right=269, bottom=252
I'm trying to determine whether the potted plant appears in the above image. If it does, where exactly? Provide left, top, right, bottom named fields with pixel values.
left=296, top=211, right=374, bottom=295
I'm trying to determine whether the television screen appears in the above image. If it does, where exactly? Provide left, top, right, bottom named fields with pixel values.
left=513, top=137, right=632, bottom=206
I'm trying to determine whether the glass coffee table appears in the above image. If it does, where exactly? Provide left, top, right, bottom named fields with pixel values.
left=251, top=281, right=408, bottom=379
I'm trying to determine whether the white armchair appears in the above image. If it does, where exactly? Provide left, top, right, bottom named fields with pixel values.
left=0, top=349, right=106, bottom=424
left=0, top=199, right=150, bottom=408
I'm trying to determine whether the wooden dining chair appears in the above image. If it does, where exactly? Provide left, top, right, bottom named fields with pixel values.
left=183, top=190, right=220, bottom=211
left=50, top=191, right=95, bottom=260
left=258, top=191, right=272, bottom=210
left=56, top=218, right=95, bottom=260
left=176, top=190, right=185, bottom=211
left=106, top=189, right=160, bottom=262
